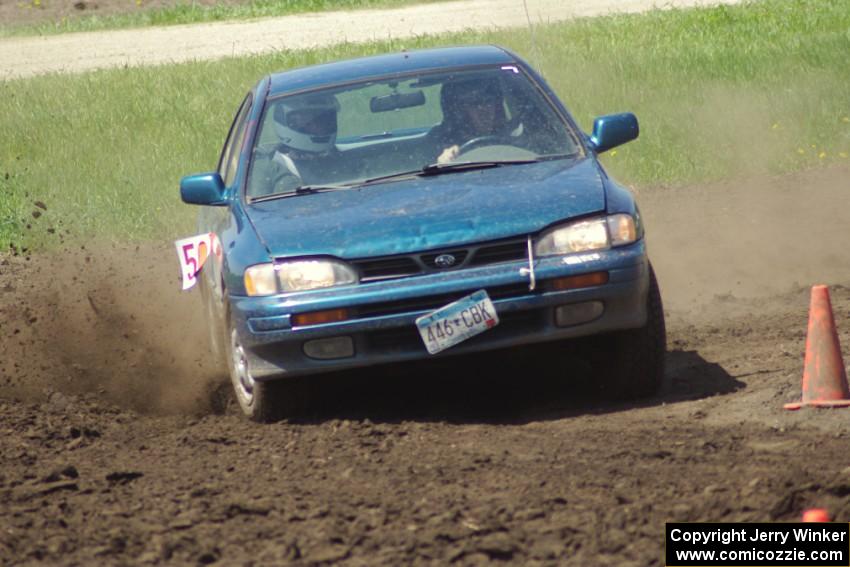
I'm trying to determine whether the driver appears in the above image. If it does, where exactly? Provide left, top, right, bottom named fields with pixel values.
left=267, top=92, right=345, bottom=191
left=432, top=77, right=512, bottom=164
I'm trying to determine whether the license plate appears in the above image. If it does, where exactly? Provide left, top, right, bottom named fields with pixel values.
left=415, top=290, right=499, bottom=355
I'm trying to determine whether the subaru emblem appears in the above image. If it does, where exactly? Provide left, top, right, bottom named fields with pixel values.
left=434, top=254, right=456, bottom=268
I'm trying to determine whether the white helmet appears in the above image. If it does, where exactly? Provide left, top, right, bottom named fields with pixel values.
left=272, top=93, right=340, bottom=154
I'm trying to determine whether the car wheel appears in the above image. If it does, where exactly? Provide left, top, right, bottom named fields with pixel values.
left=225, top=322, right=308, bottom=422
left=594, top=263, right=667, bottom=399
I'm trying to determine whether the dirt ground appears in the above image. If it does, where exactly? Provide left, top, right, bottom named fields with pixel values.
left=1, top=165, right=850, bottom=566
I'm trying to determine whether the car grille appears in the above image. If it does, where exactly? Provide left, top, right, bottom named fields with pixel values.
left=350, top=238, right=528, bottom=282
left=421, top=249, right=470, bottom=269
left=354, top=256, right=420, bottom=281
left=466, top=240, right=528, bottom=266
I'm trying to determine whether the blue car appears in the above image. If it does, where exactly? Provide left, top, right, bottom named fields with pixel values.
left=180, top=45, right=666, bottom=421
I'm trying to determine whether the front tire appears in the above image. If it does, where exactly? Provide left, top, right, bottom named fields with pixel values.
left=226, top=324, right=308, bottom=422
left=594, top=264, right=667, bottom=399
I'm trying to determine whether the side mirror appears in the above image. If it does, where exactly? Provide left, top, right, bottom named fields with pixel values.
left=588, top=113, right=639, bottom=153
left=180, top=172, right=226, bottom=206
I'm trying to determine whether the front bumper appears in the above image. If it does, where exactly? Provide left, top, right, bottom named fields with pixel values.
left=229, top=241, right=650, bottom=380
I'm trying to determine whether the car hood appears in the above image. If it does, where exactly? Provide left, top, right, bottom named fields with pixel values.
left=246, top=157, right=606, bottom=259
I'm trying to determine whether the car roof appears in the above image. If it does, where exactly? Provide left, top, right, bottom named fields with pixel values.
left=267, top=45, right=518, bottom=97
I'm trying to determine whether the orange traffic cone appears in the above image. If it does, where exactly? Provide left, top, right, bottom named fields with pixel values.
left=802, top=509, right=830, bottom=522
left=784, top=285, right=850, bottom=410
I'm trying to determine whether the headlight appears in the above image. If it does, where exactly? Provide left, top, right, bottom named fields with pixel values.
left=244, top=263, right=279, bottom=296
left=535, top=214, right=637, bottom=256
left=607, top=214, right=637, bottom=246
left=244, top=259, right=358, bottom=296
left=277, top=259, right=358, bottom=292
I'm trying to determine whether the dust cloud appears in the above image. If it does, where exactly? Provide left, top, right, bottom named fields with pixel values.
left=0, top=241, right=222, bottom=414
left=640, top=165, right=850, bottom=316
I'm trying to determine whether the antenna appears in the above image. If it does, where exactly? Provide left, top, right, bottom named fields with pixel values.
left=522, top=0, right=542, bottom=72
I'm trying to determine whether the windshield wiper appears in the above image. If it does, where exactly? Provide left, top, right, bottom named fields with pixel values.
left=248, top=184, right=348, bottom=203
left=353, top=159, right=542, bottom=188
left=420, top=153, right=581, bottom=174
left=419, top=159, right=540, bottom=176
left=354, top=169, right=423, bottom=186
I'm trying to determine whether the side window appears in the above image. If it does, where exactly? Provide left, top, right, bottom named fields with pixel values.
left=218, top=93, right=253, bottom=187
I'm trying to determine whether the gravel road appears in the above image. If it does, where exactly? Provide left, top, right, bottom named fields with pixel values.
left=0, top=0, right=745, bottom=80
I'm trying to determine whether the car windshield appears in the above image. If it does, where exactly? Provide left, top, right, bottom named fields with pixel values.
left=246, top=65, right=583, bottom=199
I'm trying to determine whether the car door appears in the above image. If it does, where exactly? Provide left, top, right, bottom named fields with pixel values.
left=200, top=92, right=253, bottom=303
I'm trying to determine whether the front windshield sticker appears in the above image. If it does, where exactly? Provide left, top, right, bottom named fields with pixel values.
left=175, top=232, right=221, bottom=290
left=500, top=65, right=520, bottom=74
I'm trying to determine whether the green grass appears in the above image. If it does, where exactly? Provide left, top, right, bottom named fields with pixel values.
left=0, top=0, right=441, bottom=37
left=1, top=0, right=849, bottom=252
